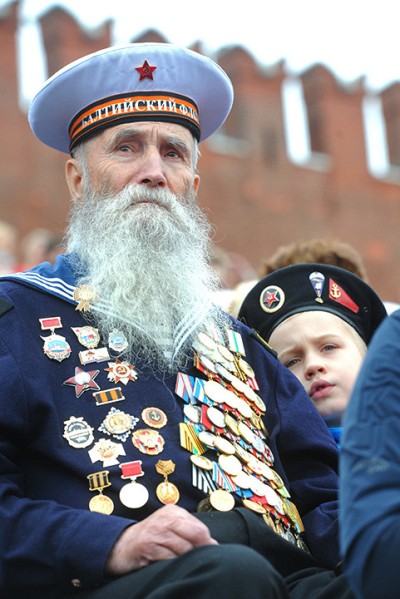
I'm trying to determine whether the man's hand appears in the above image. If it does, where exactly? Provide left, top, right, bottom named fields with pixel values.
left=105, top=504, right=218, bottom=576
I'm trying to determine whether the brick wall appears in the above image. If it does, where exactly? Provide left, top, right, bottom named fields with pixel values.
left=2, top=1, right=400, bottom=300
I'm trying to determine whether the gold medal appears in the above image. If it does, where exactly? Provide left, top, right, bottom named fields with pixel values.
left=214, top=436, right=236, bottom=455
left=88, top=493, right=114, bottom=515
left=242, top=498, right=266, bottom=514
left=87, top=470, right=114, bottom=514
left=218, top=454, right=242, bottom=476
left=209, top=489, right=235, bottom=512
left=155, top=460, right=180, bottom=505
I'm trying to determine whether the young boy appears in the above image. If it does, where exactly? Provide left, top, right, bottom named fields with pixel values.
left=238, top=263, right=387, bottom=443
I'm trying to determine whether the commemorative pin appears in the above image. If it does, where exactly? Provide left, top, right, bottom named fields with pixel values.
left=105, top=359, right=138, bottom=385
left=63, top=416, right=94, bottom=449
left=63, top=367, right=100, bottom=397
left=72, top=326, right=100, bottom=349
left=39, top=316, right=71, bottom=362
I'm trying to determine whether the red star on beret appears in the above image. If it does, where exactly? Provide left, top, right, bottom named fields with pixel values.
left=135, top=60, right=157, bottom=80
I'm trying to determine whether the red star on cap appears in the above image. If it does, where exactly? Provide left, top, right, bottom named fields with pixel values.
left=63, top=367, right=100, bottom=398
left=135, top=60, right=157, bottom=80
left=265, top=290, right=279, bottom=307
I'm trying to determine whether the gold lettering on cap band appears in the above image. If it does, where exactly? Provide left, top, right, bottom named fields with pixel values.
left=69, top=92, right=200, bottom=149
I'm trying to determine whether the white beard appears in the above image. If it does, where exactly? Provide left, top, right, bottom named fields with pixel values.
left=66, top=184, right=229, bottom=373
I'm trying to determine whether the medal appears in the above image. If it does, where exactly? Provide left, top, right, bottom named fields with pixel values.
left=108, top=330, right=129, bottom=353
left=63, top=367, right=100, bottom=397
left=209, top=489, right=235, bottom=511
left=119, top=460, right=149, bottom=509
left=88, top=438, right=126, bottom=466
left=105, top=359, right=138, bottom=385
left=87, top=470, right=114, bottom=514
left=79, top=347, right=110, bottom=365
left=99, top=407, right=139, bottom=442
left=74, top=285, right=96, bottom=312
left=190, top=454, right=214, bottom=470
left=132, top=429, right=165, bottom=455
left=39, top=317, right=71, bottom=362
left=141, top=407, right=167, bottom=429
left=155, top=460, right=180, bottom=505
left=63, top=416, right=94, bottom=449
left=72, top=326, right=101, bottom=349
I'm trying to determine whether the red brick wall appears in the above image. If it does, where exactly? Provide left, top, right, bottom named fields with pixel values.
left=2, top=2, right=400, bottom=300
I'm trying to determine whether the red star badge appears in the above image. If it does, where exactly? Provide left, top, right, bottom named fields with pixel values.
left=63, top=366, right=100, bottom=397
left=135, top=60, right=157, bottom=80
left=265, top=290, right=279, bottom=307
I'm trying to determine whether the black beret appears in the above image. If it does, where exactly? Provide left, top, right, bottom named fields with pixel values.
left=238, top=263, right=387, bottom=345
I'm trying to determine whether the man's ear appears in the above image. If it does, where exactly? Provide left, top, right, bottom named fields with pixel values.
left=194, top=174, right=200, bottom=194
left=65, top=158, right=84, bottom=200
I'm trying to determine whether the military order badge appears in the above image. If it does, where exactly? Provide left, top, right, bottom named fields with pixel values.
left=259, top=286, right=285, bottom=314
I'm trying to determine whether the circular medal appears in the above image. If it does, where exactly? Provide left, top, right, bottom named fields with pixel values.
left=252, top=394, right=267, bottom=413
left=198, top=430, right=217, bottom=448
left=231, top=471, right=252, bottom=489
left=218, top=454, right=242, bottom=476
left=141, top=407, right=167, bottom=429
left=199, top=355, right=217, bottom=374
left=237, top=358, right=255, bottom=379
left=265, top=486, right=284, bottom=514
left=108, top=330, right=129, bottom=353
left=216, top=344, right=235, bottom=363
left=156, top=481, right=180, bottom=505
left=209, top=489, right=235, bottom=512
left=119, top=481, right=149, bottom=509
left=225, top=413, right=240, bottom=436
left=183, top=404, right=202, bottom=423
left=215, top=363, right=235, bottom=382
left=221, top=389, right=240, bottom=410
left=233, top=442, right=251, bottom=463
left=249, top=477, right=269, bottom=497
left=207, top=406, right=226, bottom=429
left=197, top=497, right=214, bottom=512
left=204, top=380, right=226, bottom=404
left=230, top=376, right=249, bottom=395
left=235, top=397, right=253, bottom=419
left=242, top=498, right=266, bottom=514
left=190, top=454, right=214, bottom=470
left=238, top=421, right=255, bottom=445
left=89, top=494, right=114, bottom=515
left=197, top=332, right=217, bottom=351
left=214, top=436, right=236, bottom=455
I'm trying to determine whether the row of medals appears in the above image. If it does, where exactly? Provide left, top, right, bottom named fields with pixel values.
left=40, top=305, right=307, bottom=551
left=178, top=328, right=309, bottom=551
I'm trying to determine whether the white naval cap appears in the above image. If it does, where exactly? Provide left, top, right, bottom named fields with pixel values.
left=28, top=42, right=234, bottom=154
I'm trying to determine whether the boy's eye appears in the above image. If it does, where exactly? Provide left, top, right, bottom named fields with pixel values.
left=285, top=357, right=300, bottom=368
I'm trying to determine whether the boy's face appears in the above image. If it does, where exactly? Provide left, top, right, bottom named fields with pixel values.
left=269, top=311, right=366, bottom=422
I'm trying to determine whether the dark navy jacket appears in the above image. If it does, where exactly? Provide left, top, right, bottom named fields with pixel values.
left=340, top=310, right=400, bottom=599
left=0, top=254, right=340, bottom=598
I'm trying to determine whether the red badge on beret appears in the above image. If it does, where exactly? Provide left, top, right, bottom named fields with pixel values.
left=329, top=278, right=359, bottom=313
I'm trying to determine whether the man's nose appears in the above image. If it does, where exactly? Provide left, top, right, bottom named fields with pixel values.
left=136, top=150, right=167, bottom=187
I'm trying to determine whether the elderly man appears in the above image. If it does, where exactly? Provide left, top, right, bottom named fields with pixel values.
left=0, top=43, right=351, bottom=598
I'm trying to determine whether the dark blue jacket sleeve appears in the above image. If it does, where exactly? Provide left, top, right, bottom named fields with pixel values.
left=340, top=310, right=400, bottom=599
